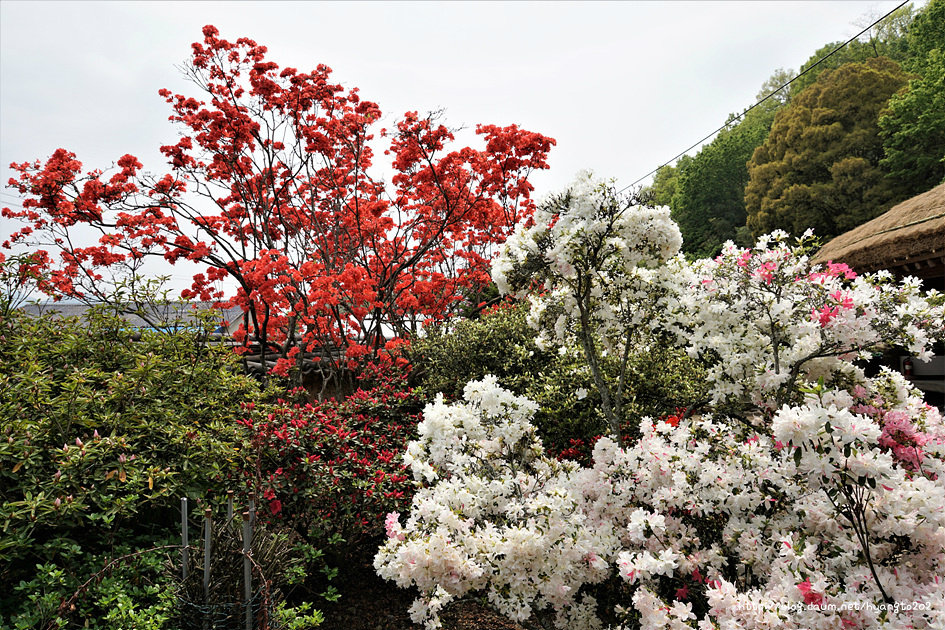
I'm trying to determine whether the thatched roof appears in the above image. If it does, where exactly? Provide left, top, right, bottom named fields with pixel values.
left=812, top=183, right=945, bottom=287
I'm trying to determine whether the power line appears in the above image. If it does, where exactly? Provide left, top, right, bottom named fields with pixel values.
left=0, top=192, right=27, bottom=209
left=620, top=0, right=911, bottom=193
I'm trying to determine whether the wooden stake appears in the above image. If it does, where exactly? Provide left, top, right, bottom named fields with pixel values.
left=243, top=510, right=253, bottom=630
left=203, top=508, right=212, bottom=605
left=181, top=498, right=189, bottom=582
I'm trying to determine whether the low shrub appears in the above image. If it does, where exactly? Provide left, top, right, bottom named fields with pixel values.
left=410, top=300, right=556, bottom=401
left=8, top=534, right=179, bottom=630
left=0, top=304, right=267, bottom=627
left=245, top=364, right=425, bottom=557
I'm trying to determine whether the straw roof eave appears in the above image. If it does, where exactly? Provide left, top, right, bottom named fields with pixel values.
left=812, top=183, right=945, bottom=274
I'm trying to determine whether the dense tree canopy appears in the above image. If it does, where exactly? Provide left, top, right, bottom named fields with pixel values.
left=879, top=0, right=945, bottom=193
left=903, top=0, right=945, bottom=65
left=755, top=67, right=797, bottom=108
left=879, top=50, right=945, bottom=193
left=670, top=106, right=775, bottom=258
left=642, top=157, right=689, bottom=209
left=637, top=5, right=940, bottom=260
left=789, top=4, right=913, bottom=98
left=745, top=57, right=911, bottom=240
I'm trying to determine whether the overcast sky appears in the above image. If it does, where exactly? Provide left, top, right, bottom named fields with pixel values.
left=0, top=0, right=917, bottom=291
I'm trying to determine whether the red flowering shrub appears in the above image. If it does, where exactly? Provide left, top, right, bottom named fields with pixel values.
left=243, top=366, right=424, bottom=551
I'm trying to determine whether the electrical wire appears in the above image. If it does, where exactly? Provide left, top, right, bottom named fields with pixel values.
left=619, top=0, right=912, bottom=193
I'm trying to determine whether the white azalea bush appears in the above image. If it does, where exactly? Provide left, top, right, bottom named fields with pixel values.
left=376, top=174, right=945, bottom=629
left=490, top=171, right=682, bottom=437
left=660, top=231, right=943, bottom=414
left=374, top=376, right=617, bottom=629
left=378, top=373, right=945, bottom=629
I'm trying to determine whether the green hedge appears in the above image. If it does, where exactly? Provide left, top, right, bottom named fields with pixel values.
left=0, top=305, right=263, bottom=628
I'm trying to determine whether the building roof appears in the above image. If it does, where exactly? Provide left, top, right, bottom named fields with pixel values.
left=18, top=301, right=244, bottom=332
left=812, top=183, right=945, bottom=289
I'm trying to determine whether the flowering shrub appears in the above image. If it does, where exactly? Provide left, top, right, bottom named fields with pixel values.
left=245, top=367, right=423, bottom=551
left=659, top=231, right=942, bottom=414
left=376, top=177, right=945, bottom=630
left=375, top=376, right=615, bottom=629
left=492, top=172, right=684, bottom=438
left=377, top=373, right=945, bottom=630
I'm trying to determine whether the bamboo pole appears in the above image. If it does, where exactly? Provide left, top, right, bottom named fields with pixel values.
left=203, top=508, right=212, bottom=605
left=181, top=498, right=189, bottom=582
left=243, top=511, right=253, bottom=630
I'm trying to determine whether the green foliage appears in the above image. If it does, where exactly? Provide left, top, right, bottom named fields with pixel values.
left=879, top=49, right=945, bottom=192
left=904, top=0, right=945, bottom=68
left=642, top=159, right=690, bottom=210
left=526, top=342, right=708, bottom=462
left=880, top=0, right=945, bottom=193
left=745, top=57, right=912, bottom=240
left=411, top=301, right=708, bottom=460
left=667, top=3, right=935, bottom=252
left=671, top=106, right=776, bottom=258
left=790, top=41, right=879, bottom=98
left=755, top=67, right=796, bottom=108
left=0, top=304, right=264, bottom=625
left=410, top=301, right=557, bottom=401
left=789, top=4, right=914, bottom=98
left=3, top=536, right=178, bottom=630
left=272, top=601, right=324, bottom=629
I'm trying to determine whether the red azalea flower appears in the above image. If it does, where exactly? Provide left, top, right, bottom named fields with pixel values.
left=797, top=579, right=824, bottom=606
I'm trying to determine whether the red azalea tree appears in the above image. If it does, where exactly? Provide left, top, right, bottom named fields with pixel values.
left=3, top=25, right=554, bottom=394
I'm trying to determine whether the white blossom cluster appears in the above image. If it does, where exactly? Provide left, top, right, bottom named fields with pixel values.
left=658, top=231, right=944, bottom=412
left=376, top=176, right=945, bottom=629
left=375, top=376, right=616, bottom=628
left=491, top=171, right=682, bottom=353
left=377, top=374, right=945, bottom=629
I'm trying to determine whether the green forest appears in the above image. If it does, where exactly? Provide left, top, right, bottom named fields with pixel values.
left=644, top=0, right=944, bottom=259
